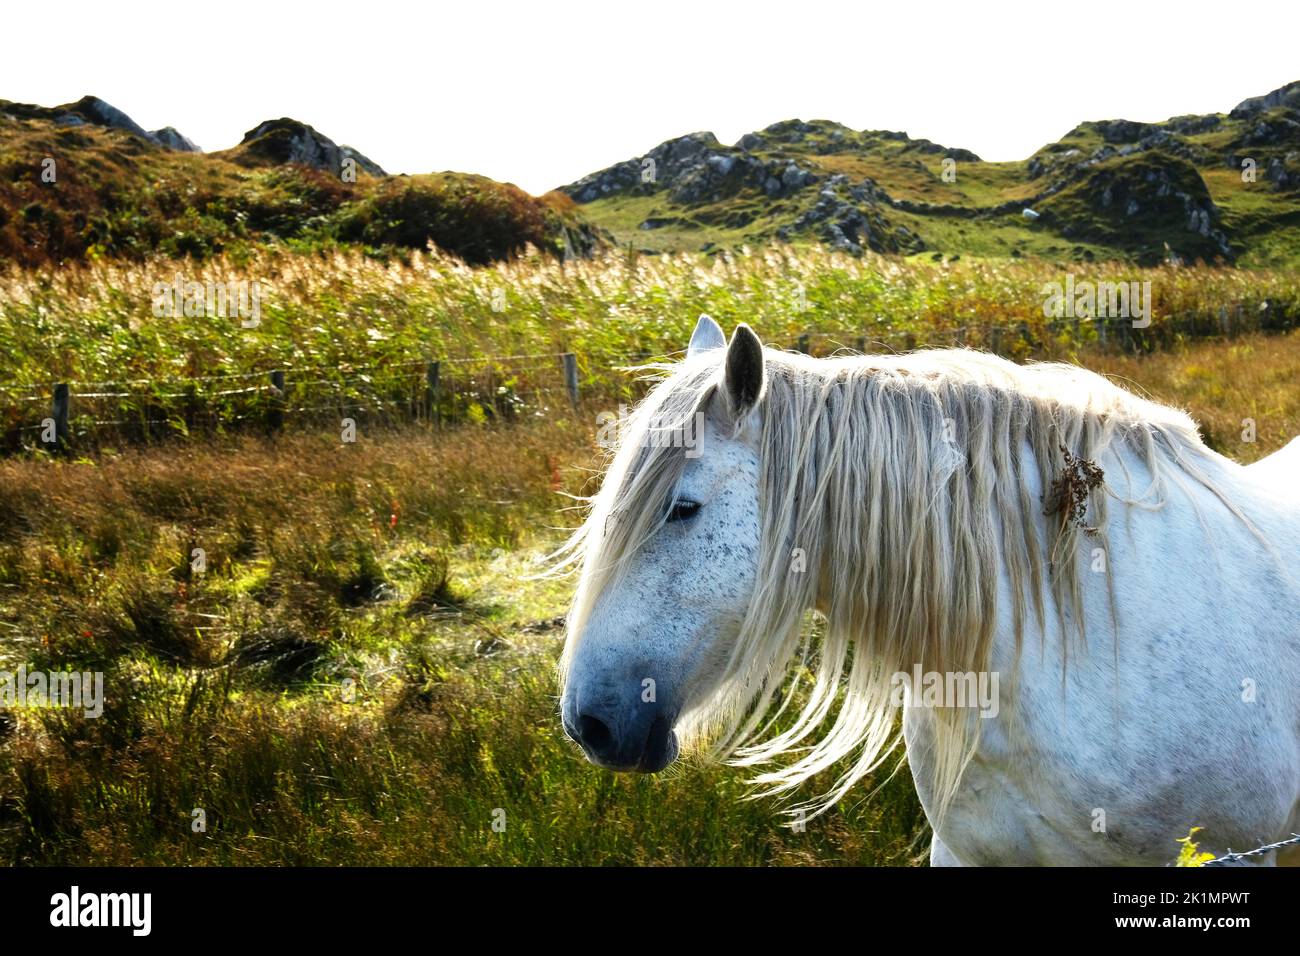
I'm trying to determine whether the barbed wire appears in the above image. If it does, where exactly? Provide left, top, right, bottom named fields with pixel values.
left=1200, top=833, right=1300, bottom=866
left=1, top=350, right=577, bottom=396
left=1, top=311, right=1289, bottom=449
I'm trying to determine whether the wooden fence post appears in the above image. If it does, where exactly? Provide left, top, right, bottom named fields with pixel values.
left=268, top=370, right=285, bottom=434
left=486, top=365, right=501, bottom=420
left=855, top=336, right=866, bottom=354
left=562, top=353, right=579, bottom=409
left=425, top=360, right=441, bottom=425
left=990, top=327, right=1003, bottom=355
left=796, top=334, right=810, bottom=354
left=50, top=383, right=69, bottom=452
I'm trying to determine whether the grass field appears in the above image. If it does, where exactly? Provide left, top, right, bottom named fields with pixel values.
left=3, top=245, right=1299, bottom=453
left=2, top=245, right=1298, bottom=390
left=1, top=312, right=1297, bottom=864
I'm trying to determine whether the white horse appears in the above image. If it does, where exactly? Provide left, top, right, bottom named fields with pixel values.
left=557, top=315, right=1300, bottom=866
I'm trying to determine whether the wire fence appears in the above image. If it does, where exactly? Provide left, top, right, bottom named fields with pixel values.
left=1, top=350, right=624, bottom=453
left=1200, top=832, right=1300, bottom=867
left=5, top=305, right=1297, bottom=453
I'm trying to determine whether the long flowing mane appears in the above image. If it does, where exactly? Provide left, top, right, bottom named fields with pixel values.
left=556, top=346, right=1245, bottom=823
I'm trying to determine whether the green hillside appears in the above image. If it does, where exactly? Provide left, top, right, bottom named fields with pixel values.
left=561, top=81, right=1300, bottom=268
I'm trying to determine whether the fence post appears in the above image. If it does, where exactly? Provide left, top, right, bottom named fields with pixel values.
left=796, top=334, right=810, bottom=354
left=486, top=365, right=502, bottom=420
left=49, top=383, right=69, bottom=452
left=855, top=336, right=866, bottom=354
left=268, top=370, right=285, bottom=434
left=990, top=327, right=1003, bottom=355
left=425, top=360, right=441, bottom=426
left=562, top=353, right=579, bottom=409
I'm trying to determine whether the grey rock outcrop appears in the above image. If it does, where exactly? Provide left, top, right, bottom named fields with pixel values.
left=150, top=126, right=201, bottom=152
left=1231, top=81, right=1300, bottom=118
left=782, top=174, right=922, bottom=255
left=236, top=118, right=386, bottom=176
left=560, top=131, right=820, bottom=205
left=61, top=96, right=200, bottom=152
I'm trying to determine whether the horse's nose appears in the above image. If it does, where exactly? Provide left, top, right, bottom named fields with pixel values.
left=564, top=699, right=678, bottom=773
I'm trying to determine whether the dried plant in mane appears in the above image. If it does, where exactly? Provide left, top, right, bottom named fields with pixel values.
left=556, top=345, right=1252, bottom=825
left=1044, top=444, right=1106, bottom=538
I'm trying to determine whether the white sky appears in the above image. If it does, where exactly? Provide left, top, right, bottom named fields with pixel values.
left=3, top=0, right=1297, bottom=195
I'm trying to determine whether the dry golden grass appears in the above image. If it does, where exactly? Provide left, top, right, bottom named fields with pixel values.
left=1085, top=330, right=1300, bottom=463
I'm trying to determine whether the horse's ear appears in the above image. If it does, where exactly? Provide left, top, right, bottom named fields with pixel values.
left=687, top=313, right=725, bottom=358
left=722, top=323, right=765, bottom=421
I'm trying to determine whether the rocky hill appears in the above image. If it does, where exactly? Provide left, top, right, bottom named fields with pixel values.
left=560, top=82, right=1300, bottom=267
left=0, top=96, right=603, bottom=267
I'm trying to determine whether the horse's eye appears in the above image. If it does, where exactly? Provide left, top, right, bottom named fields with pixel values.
left=666, top=499, right=702, bottom=523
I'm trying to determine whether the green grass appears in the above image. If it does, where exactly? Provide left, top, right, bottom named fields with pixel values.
left=0, top=424, right=927, bottom=865
left=889, top=210, right=1117, bottom=262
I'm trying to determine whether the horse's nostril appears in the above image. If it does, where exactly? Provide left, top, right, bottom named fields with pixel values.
left=568, top=703, right=677, bottom=772
left=577, top=712, right=614, bottom=756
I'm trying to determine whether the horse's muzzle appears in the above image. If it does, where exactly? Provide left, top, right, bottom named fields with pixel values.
left=562, top=701, right=679, bottom=772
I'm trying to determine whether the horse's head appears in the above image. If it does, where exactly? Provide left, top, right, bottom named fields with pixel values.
left=559, top=316, right=767, bottom=772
